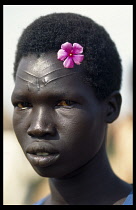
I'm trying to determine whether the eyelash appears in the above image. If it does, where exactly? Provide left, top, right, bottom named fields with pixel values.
left=56, top=100, right=76, bottom=107
left=15, top=102, right=33, bottom=110
left=14, top=100, right=76, bottom=110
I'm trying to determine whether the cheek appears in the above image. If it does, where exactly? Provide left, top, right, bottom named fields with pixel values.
left=59, top=108, right=105, bottom=142
left=57, top=109, right=106, bottom=167
left=12, top=111, right=29, bottom=147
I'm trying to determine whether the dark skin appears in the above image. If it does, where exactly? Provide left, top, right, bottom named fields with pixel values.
left=11, top=52, right=132, bottom=205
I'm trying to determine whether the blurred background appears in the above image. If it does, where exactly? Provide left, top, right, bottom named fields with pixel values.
left=3, top=5, right=133, bottom=205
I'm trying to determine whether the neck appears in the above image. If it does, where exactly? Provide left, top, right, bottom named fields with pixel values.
left=48, top=144, right=122, bottom=205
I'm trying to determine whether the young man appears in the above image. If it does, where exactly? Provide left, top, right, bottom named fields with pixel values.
left=11, top=13, right=133, bottom=205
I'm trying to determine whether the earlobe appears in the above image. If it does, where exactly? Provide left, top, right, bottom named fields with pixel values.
left=105, top=91, right=122, bottom=123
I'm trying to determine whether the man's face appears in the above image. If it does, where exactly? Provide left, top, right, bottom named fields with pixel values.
left=11, top=52, right=106, bottom=178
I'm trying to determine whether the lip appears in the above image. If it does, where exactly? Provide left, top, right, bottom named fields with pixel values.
left=26, top=142, right=60, bottom=167
left=26, top=153, right=60, bottom=167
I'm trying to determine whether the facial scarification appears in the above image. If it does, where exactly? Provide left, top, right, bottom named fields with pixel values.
left=16, top=68, right=77, bottom=91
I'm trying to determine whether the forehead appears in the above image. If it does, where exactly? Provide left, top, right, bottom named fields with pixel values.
left=16, top=53, right=83, bottom=87
left=17, top=52, right=81, bottom=77
left=14, top=53, right=97, bottom=100
left=17, top=53, right=64, bottom=77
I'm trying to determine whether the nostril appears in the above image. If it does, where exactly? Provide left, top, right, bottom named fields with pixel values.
left=28, top=133, right=35, bottom=138
left=27, top=128, right=44, bottom=137
left=27, top=124, right=56, bottom=138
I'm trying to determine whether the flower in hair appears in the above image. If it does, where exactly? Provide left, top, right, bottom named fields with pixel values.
left=57, top=42, right=84, bottom=68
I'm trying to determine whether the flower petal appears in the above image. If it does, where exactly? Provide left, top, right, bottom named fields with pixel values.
left=73, top=43, right=83, bottom=54
left=63, top=57, right=74, bottom=68
left=61, top=42, right=73, bottom=53
left=72, top=55, right=84, bottom=65
left=57, top=49, right=68, bottom=61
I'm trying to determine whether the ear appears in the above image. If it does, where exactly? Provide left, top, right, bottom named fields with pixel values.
left=105, top=91, right=122, bottom=123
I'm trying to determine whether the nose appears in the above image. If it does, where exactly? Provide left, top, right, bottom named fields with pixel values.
left=27, top=107, right=56, bottom=138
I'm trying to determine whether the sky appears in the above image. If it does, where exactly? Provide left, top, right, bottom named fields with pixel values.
left=3, top=5, right=133, bottom=118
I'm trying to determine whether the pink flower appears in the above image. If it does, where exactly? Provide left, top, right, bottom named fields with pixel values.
left=57, top=42, right=84, bottom=68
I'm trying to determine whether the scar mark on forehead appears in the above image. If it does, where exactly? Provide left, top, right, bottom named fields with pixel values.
left=23, top=67, right=63, bottom=79
left=16, top=72, right=77, bottom=91
left=17, top=75, right=34, bottom=84
left=36, top=78, right=40, bottom=91
left=43, top=72, right=77, bottom=86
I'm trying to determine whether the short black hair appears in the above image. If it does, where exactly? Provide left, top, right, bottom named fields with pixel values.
left=13, top=12, right=122, bottom=100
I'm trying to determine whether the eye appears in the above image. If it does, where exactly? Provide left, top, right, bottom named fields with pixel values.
left=56, top=100, right=76, bottom=107
left=15, top=102, right=32, bottom=110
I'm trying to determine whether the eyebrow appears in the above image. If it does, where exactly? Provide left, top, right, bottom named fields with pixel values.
left=11, top=92, right=28, bottom=100
left=11, top=91, right=74, bottom=104
left=11, top=86, right=86, bottom=107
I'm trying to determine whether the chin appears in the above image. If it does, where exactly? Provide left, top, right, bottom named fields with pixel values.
left=32, top=165, right=68, bottom=178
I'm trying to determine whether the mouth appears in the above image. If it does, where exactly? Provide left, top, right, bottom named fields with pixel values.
left=32, top=152, right=50, bottom=156
left=26, top=143, right=60, bottom=168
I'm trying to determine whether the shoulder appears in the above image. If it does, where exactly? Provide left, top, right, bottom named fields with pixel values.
left=33, top=195, right=50, bottom=205
left=122, top=191, right=133, bottom=205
